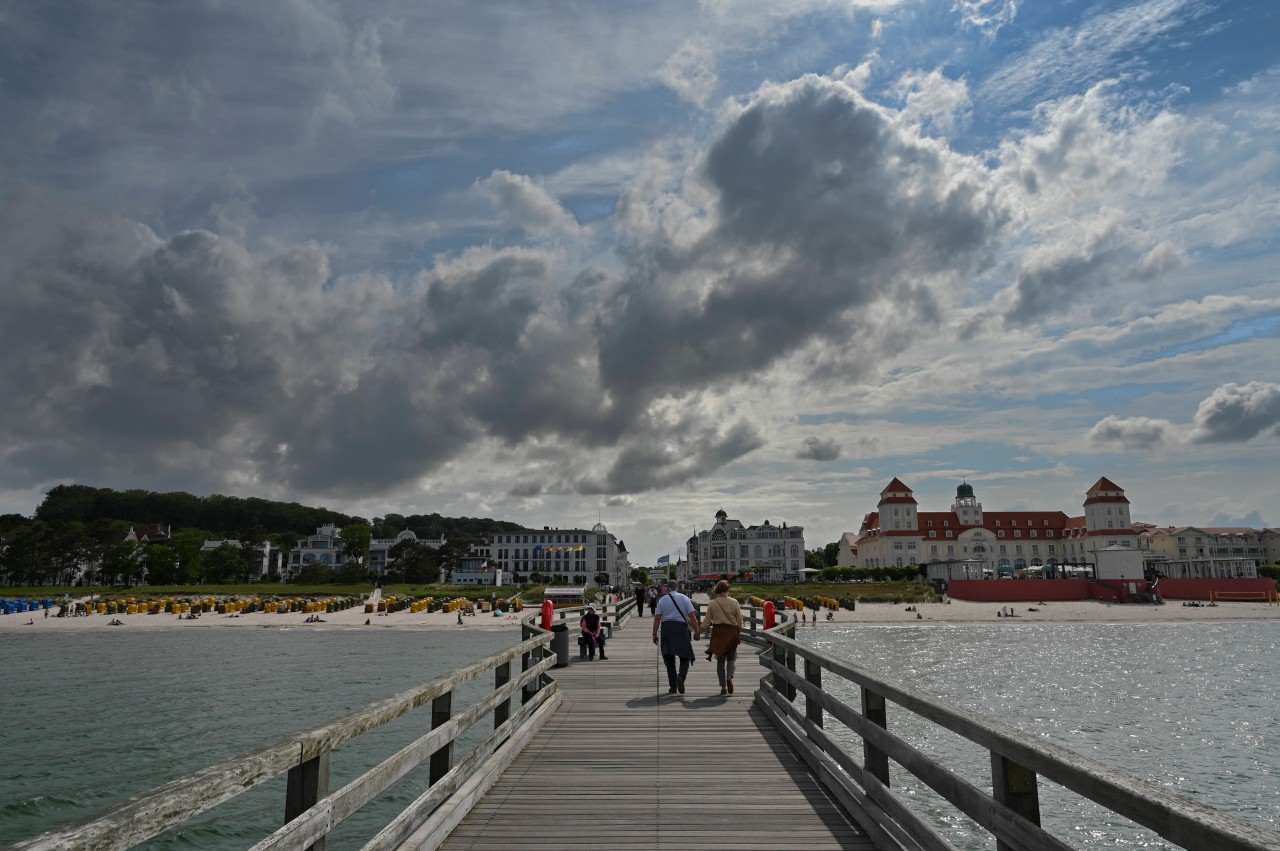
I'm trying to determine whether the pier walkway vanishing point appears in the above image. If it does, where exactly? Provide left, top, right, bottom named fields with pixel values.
left=426, top=609, right=873, bottom=851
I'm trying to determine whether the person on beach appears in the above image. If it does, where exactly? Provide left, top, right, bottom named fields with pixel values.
left=700, top=580, right=742, bottom=695
left=580, top=604, right=607, bottom=660
left=652, top=582, right=699, bottom=694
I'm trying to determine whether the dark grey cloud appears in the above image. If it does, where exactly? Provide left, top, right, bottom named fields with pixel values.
left=796, top=437, right=841, bottom=461
left=1189, top=382, right=1280, bottom=444
left=0, top=72, right=1017, bottom=505
left=598, top=75, right=1008, bottom=398
left=575, top=421, right=764, bottom=494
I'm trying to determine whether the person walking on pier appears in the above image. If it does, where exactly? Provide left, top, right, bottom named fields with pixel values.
left=701, top=580, right=742, bottom=695
left=652, top=582, right=699, bottom=694
left=635, top=584, right=646, bottom=616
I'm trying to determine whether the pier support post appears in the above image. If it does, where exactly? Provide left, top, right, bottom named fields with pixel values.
left=991, top=753, right=1040, bottom=851
left=429, top=691, right=453, bottom=786
left=861, top=688, right=890, bottom=787
left=285, top=751, right=330, bottom=851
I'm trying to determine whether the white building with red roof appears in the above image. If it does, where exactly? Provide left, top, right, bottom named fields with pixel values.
left=855, top=477, right=1143, bottom=581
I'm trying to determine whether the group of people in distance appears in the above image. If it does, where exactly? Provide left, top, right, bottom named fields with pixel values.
left=630, top=580, right=742, bottom=697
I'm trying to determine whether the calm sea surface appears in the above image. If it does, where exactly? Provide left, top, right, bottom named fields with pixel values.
left=3, top=621, right=1277, bottom=849
left=801, top=620, right=1280, bottom=849
left=0, top=625, right=515, bottom=849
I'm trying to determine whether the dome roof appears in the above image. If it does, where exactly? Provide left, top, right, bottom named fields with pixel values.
left=591, top=522, right=607, bottom=533
left=956, top=482, right=974, bottom=499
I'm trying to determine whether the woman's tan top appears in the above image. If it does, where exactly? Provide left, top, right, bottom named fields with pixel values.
left=701, top=594, right=743, bottom=629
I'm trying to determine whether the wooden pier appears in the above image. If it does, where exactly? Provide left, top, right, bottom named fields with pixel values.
left=12, top=597, right=1280, bottom=851
left=427, top=612, right=873, bottom=850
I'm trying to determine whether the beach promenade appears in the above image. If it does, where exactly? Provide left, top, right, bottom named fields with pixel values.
left=425, top=609, right=875, bottom=851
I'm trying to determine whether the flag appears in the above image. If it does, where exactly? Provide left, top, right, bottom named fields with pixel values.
left=656, top=554, right=670, bottom=566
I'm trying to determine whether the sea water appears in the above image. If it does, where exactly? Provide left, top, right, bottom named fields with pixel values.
left=0, top=625, right=515, bottom=849
left=4, top=621, right=1277, bottom=849
left=800, top=619, right=1280, bottom=849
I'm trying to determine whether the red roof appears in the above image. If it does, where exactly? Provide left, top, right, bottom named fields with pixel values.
left=881, top=477, right=913, bottom=494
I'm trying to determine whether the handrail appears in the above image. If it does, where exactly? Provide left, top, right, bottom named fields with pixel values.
left=752, top=620, right=1280, bottom=851
left=9, top=629, right=558, bottom=851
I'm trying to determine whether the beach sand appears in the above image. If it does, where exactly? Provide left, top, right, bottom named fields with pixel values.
left=3, top=592, right=1278, bottom=633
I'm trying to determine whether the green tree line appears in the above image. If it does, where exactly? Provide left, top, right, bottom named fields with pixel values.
left=1, top=485, right=525, bottom=588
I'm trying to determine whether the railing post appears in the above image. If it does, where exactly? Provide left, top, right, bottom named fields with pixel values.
left=804, top=657, right=822, bottom=727
left=520, top=623, right=534, bottom=705
left=992, top=753, right=1040, bottom=851
left=429, top=691, right=453, bottom=786
left=495, top=660, right=511, bottom=731
left=285, top=751, right=330, bottom=851
left=861, top=687, right=890, bottom=787
left=784, top=641, right=797, bottom=703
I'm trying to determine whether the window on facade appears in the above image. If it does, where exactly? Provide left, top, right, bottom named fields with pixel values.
left=893, top=542, right=903, bottom=550
left=998, top=530, right=1005, bottom=538
left=1014, top=530, right=1022, bottom=538
left=1047, top=530, right=1054, bottom=537
left=995, top=520, right=1001, bottom=526
left=927, top=520, right=933, bottom=527
left=930, top=545, right=938, bottom=555
left=929, top=531, right=937, bottom=538
left=946, top=531, right=953, bottom=538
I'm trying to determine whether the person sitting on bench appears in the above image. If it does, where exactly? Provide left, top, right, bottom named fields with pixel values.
left=581, top=605, right=607, bottom=660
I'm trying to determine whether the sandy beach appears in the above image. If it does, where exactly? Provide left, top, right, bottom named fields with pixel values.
left=3, top=592, right=1279, bottom=633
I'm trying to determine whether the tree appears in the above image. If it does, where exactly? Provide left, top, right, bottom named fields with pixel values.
left=100, top=539, right=143, bottom=586
left=144, top=544, right=181, bottom=585
left=805, top=549, right=827, bottom=573
left=387, top=538, right=440, bottom=584
left=822, top=541, right=839, bottom=566
left=203, top=543, right=247, bottom=584
left=339, top=522, right=372, bottom=569
left=436, top=539, right=473, bottom=584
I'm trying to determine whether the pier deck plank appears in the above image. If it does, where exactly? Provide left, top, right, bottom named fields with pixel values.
left=430, top=613, right=876, bottom=851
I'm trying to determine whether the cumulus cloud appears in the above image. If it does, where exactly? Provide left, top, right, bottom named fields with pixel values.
left=1189, top=382, right=1280, bottom=444
left=1088, top=416, right=1178, bottom=451
left=598, top=73, right=1009, bottom=400
left=1090, top=382, right=1280, bottom=452
left=478, top=170, right=581, bottom=235
left=797, top=437, right=842, bottom=461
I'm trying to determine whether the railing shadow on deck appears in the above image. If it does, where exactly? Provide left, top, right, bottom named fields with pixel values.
left=737, top=605, right=1280, bottom=851
left=8, top=624, right=562, bottom=851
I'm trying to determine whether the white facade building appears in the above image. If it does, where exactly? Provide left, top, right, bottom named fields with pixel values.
left=856, top=477, right=1145, bottom=580
left=477, top=522, right=629, bottom=587
left=686, top=510, right=806, bottom=583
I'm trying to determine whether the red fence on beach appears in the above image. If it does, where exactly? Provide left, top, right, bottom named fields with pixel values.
left=947, top=578, right=1090, bottom=602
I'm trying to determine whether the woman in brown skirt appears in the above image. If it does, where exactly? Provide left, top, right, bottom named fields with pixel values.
left=701, top=580, right=743, bottom=695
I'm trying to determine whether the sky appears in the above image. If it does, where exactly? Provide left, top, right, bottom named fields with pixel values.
left=1, top=0, right=1278, bottom=563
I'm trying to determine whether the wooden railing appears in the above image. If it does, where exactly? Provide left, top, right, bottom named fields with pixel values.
left=749, top=610, right=1280, bottom=851
left=9, top=628, right=557, bottom=851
